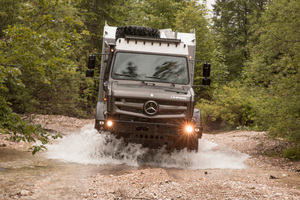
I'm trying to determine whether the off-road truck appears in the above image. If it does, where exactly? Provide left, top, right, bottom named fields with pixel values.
left=86, top=24, right=211, bottom=151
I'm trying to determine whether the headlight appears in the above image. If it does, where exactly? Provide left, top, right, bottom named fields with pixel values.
left=107, top=120, right=113, bottom=127
left=185, top=125, right=194, bottom=134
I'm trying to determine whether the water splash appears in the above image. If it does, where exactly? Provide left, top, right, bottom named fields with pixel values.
left=45, top=125, right=249, bottom=169
left=45, top=125, right=146, bottom=166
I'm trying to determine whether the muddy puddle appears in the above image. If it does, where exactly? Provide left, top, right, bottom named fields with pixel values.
left=0, top=148, right=139, bottom=199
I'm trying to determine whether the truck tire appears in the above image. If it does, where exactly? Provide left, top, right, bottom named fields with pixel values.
left=116, top=26, right=160, bottom=40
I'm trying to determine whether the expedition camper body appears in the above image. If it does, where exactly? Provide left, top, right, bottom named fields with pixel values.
left=86, top=25, right=211, bottom=151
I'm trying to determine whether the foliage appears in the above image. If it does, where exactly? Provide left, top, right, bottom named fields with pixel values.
left=74, top=0, right=129, bottom=49
left=1, top=0, right=90, bottom=116
left=196, top=82, right=256, bottom=129
left=123, top=0, right=183, bottom=29
left=0, top=0, right=26, bottom=38
left=0, top=97, right=61, bottom=155
left=283, top=145, right=300, bottom=161
left=201, top=0, right=300, bottom=148
left=243, top=0, right=300, bottom=143
left=213, top=0, right=268, bottom=80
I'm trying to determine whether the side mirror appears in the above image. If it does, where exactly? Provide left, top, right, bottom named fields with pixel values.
left=202, top=77, right=211, bottom=86
left=86, top=69, right=94, bottom=77
left=203, top=63, right=211, bottom=77
left=88, top=55, right=96, bottom=69
left=103, top=81, right=108, bottom=91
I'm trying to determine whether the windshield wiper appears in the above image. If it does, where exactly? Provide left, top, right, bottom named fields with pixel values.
left=114, top=73, right=137, bottom=77
left=145, top=76, right=175, bottom=86
left=161, top=80, right=175, bottom=87
left=145, top=76, right=161, bottom=79
left=114, top=73, right=146, bottom=84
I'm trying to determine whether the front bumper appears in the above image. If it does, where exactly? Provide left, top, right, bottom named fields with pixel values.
left=95, top=119, right=203, bottom=138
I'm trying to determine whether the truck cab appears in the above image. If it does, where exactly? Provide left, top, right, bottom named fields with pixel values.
left=87, top=24, right=210, bottom=151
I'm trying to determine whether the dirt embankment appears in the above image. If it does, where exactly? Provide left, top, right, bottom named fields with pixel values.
left=1, top=115, right=299, bottom=200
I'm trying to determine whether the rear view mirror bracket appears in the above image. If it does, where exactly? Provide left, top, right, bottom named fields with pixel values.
left=203, top=62, right=211, bottom=77
left=88, top=54, right=96, bottom=69
left=86, top=69, right=94, bottom=77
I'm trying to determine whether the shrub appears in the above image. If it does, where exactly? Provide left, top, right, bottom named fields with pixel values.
left=283, top=146, right=300, bottom=161
left=196, top=82, right=256, bottom=130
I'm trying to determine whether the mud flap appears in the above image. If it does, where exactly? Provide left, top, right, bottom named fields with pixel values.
left=95, top=102, right=107, bottom=121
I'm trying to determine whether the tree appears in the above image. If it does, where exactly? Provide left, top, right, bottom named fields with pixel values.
left=212, top=0, right=268, bottom=80
left=1, top=0, right=90, bottom=115
left=124, top=0, right=184, bottom=30
left=0, top=0, right=27, bottom=38
left=75, top=0, right=129, bottom=50
left=0, top=0, right=90, bottom=153
left=244, top=0, right=300, bottom=143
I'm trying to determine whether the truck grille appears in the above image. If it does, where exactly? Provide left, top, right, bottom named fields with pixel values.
left=114, top=98, right=188, bottom=118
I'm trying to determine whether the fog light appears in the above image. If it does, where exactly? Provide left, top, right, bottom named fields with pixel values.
left=195, top=128, right=200, bottom=132
left=107, top=120, right=113, bottom=127
left=99, top=121, right=105, bottom=125
left=185, top=125, right=194, bottom=134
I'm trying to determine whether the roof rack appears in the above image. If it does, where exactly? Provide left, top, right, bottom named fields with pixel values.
left=124, top=35, right=181, bottom=44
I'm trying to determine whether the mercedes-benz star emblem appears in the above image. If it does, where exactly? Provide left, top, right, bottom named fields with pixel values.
left=144, top=100, right=158, bottom=115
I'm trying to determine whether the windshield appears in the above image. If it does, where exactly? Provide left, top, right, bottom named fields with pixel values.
left=111, top=52, right=189, bottom=84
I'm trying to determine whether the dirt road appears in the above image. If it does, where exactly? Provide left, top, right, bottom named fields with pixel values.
left=0, top=115, right=299, bottom=199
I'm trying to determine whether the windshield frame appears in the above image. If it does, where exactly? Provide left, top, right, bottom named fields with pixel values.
left=110, top=51, right=190, bottom=85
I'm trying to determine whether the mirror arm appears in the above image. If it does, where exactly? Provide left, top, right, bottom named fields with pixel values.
left=189, top=59, right=207, bottom=63
left=93, top=53, right=109, bottom=56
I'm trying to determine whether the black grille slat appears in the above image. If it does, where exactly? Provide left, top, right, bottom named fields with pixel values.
left=114, top=97, right=188, bottom=117
left=115, top=98, right=186, bottom=106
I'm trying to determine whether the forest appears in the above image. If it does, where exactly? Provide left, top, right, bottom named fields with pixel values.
left=0, top=0, right=299, bottom=159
